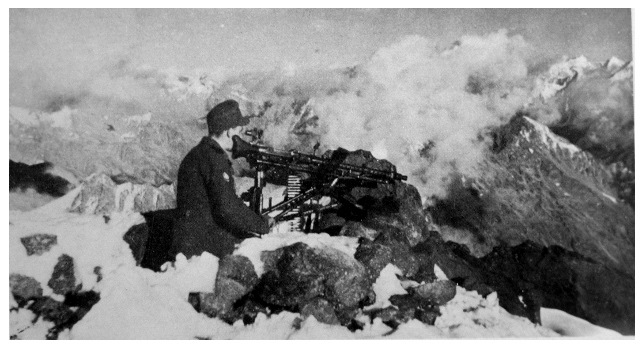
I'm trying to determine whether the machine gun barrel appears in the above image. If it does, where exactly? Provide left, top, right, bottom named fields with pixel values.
left=231, top=135, right=408, bottom=183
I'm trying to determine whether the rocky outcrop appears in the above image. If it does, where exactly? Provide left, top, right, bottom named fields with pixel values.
left=255, top=242, right=371, bottom=324
left=198, top=255, right=259, bottom=322
left=431, top=116, right=634, bottom=276
left=69, top=173, right=176, bottom=214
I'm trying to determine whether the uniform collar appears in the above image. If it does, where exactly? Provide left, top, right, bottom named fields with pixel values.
left=200, top=136, right=225, bottom=154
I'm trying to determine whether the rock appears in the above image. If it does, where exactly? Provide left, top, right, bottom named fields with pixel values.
left=299, top=297, right=340, bottom=325
left=214, top=297, right=271, bottom=325
left=359, top=184, right=432, bottom=247
left=411, top=254, right=437, bottom=284
left=321, top=148, right=432, bottom=247
left=371, top=306, right=415, bottom=327
left=69, top=174, right=116, bottom=215
left=199, top=255, right=258, bottom=320
left=20, top=234, right=58, bottom=256
left=412, top=231, right=494, bottom=297
left=413, top=280, right=457, bottom=306
left=199, top=280, right=246, bottom=320
left=416, top=308, right=441, bottom=326
left=353, top=229, right=420, bottom=284
left=256, top=242, right=370, bottom=317
left=414, top=234, right=635, bottom=334
left=354, top=240, right=394, bottom=283
left=432, top=116, right=635, bottom=277
left=372, top=231, right=420, bottom=277
left=507, top=241, right=635, bottom=334
left=26, top=291, right=100, bottom=339
left=339, top=221, right=379, bottom=240
left=47, top=254, right=79, bottom=295
left=28, top=297, right=75, bottom=338
left=217, top=255, right=259, bottom=289
left=122, top=223, right=149, bottom=265
left=368, top=293, right=439, bottom=327
left=10, top=273, right=43, bottom=304
left=317, top=212, right=346, bottom=234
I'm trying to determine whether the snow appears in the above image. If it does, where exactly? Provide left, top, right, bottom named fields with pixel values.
left=364, top=264, right=408, bottom=310
left=70, top=267, right=226, bottom=340
left=10, top=308, right=55, bottom=340
left=524, top=116, right=581, bottom=155
left=602, top=192, right=618, bottom=204
left=234, top=227, right=360, bottom=276
left=10, top=187, right=145, bottom=295
left=9, top=188, right=625, bottom=339
left=540, top=308, right=623, bottom=338
left=535, top=55, right=598, bottom=100
left=9, top=188, right=57, bottom=212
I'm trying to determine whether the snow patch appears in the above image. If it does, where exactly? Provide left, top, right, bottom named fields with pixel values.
left=10, top=308, right=55, bottom=339
left=69, top=267, right=227, bottom=339
left=524, top=116, right=581, bottom=155
left=602, top=192, right=618, bottom=204
left=435, top=286, right=557, bottom=338
left=10, top=189, right=145, bottom=295
left=540, top=308, right=622, bottom=338
left=234, top=228, right=360, bottom=276
left=364, top=264, right=407, bottom=310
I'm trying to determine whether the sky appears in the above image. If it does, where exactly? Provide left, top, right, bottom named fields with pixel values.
left=9, top=8, right=633, bottom=79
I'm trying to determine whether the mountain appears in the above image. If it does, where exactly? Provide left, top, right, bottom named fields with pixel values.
left=429, top=115, right=634, bottom=333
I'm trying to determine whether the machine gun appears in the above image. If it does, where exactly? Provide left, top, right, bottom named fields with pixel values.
left=232, top=130, right=408, bottom=232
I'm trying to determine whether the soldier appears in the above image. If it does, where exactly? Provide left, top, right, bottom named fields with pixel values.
left=170, top=100, right=271, bottom=259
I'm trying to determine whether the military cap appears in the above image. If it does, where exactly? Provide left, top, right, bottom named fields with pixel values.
left=206, top=100, right=250, bottom=135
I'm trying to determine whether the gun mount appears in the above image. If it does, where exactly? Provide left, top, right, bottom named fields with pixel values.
left=232, top=133, right=408, bottom=232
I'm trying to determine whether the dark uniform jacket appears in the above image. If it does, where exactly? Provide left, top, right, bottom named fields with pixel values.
left=170, top=137, right=269, bottom=259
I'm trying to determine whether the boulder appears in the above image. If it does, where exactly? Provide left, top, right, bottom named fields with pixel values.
left=321, top=148, right=433, bottom=247
left=20, top=234, right=58, bottom=256
left=256, top=242, right=370, bottom=319
left=10, top=273, right=43, bottom=304
left=338, top=221, right=379, bottom=240
left=413, top=280, right=457, bottom=306
left=317, top=211, right=346, bottom=235
left=359, top=184, right=432, bottom=247
left=354, top=240, right=394, bottom=284
left=299, top=297, right=341, bottom=325
left=368, top=293, right=440, bottom=327
left=47, top=254, right=79, bottom=295
left=199, top=255, right=258, bottom=320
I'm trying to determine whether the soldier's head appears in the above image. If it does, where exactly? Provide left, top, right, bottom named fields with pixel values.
left=206, top=99, right=250, bottom=150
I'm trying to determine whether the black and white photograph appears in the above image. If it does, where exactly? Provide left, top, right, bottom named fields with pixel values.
left=8, top=6, right=637, bottom=340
